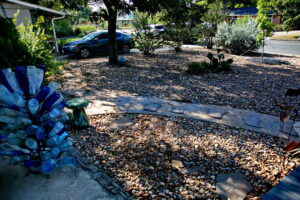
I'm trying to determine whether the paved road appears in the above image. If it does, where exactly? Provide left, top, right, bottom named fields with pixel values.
left=259, top=40, right=300, bottom=56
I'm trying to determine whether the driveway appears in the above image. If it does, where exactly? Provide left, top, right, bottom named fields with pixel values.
left=259, top=40, right=300, bottom=56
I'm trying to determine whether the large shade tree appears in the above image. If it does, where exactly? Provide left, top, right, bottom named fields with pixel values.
left=93, top=0, right=182, bottom=64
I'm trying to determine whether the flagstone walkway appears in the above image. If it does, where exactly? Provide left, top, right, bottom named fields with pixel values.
left=65, top=89, right=299, bottom=141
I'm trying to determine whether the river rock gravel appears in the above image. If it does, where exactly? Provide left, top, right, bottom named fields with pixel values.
left=70, top=114, right=300, bottom=200
left=60, top=47, right=300, bottom=116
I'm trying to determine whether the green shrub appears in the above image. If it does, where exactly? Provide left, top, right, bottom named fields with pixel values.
left=214, top=18, right=259, bottom=54
left=74, top=24, right=97, bottom=36
left=207, top=51, right=233, bottom=73
left=0, top=15, right=63, bottom=76
left=187, top=62, right=210, bottom=75
left=17, top=17, right=64, bottom=76
left=0, top=16, right=31, bottom=69
left=163, top=26, right=196, bottom=51
left=132, top=12, right=164, bottom=55
left=234, top=16, right=253, bottom=25
left=55, top=19, right=74, bottom=37
left=187, top=51, right=233, bottom=75
left=273, top=24, right=286, bottom=32
left=198, top=2, right=227, bottom=49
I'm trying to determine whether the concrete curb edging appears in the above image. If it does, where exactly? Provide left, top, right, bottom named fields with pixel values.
left=71, top=149, right=134, bottom=200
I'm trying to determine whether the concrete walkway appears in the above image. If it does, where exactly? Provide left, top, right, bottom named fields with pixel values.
left=0, top=150, right=133, bottom=200
left=65, top=89, right=299, bottom=140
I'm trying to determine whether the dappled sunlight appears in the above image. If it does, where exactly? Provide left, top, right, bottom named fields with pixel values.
left=60, top=47, right=300, bottom=116
left=71, top=114, right=300, bottom=199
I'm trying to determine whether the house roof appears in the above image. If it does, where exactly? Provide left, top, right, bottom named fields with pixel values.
left=7, top=0, right=65, bottom=16
left=228, top=7, right=274, bottom=16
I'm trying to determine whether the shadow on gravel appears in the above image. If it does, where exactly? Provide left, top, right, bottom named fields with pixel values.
left=61, top=49, right=300, bottom=116
left=70, top=114, right=296, bottom=199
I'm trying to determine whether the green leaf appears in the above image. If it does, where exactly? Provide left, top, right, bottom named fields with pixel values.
left=207, top=52, right=214, bottom=60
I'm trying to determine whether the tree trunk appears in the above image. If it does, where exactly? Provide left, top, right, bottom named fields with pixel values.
left=261, top=38, right=264, bottom=61
left=107, top=9, right=118, bottom=64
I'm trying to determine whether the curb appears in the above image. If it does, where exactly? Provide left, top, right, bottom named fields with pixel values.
left=71, top=149, right=134, bottom=200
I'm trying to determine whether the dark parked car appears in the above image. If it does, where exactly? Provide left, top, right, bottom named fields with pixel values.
left=62, top=30, right=134, bottom=58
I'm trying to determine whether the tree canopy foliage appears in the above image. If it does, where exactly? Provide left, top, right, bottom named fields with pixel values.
left=23, top=0, right=89, bottom=10
left=271, top=0, right=300, bottom=30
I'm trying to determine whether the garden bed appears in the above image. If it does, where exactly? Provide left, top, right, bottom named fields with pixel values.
left=61, top=47, right=300, bottom=116
left=70, top=114, right=300, bottom=200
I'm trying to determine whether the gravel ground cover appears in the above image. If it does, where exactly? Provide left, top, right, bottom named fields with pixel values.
left=61, top=47, right=300, bottom=116
left=70, top=114, right=300, bottom=200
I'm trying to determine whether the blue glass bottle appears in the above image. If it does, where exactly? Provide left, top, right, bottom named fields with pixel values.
left=28, top=98, right=39, bottom=115
left=0, top=149, right=26, bottom=156
left=15, top=130, right=26, bottom=139
left=7, top=137, right=22, bottom=145
left=40, top=92, right=60, bottom=114
left=46, top=135, right=59, bottom=146
left=15, top=66, right=30, bottom=99
left=36, top=86, right=50, bottom=103
left=3, top=68, right=23, bottom=95
left=34, top=67, right=44, bottom=94
left=27, top=66, right=37, bottom=97
left=0, top=107, right=26, bottom=117
left=46, top=82, right=58, bottom=99
left=48, top=122, right=64, bottom=137
left=0, top=69, right=14, bottom=93
left=25, top=138, right=38, bottom=149
left=41, top=159, right=57, bottom=173
left=0, top=84, right=26, bottom=108
left=35, top=127, right=45, bottom=140
left=24, top=160, right=39, bottom=168
left=56, top=132, right=69, bottom=144
left=44, top=120, right=55, bottom=132
left=26, top=125, right=38, bottom=135
left=41, top=108, right=61, bottom=122
left=58, top=137, right=73, bottom=152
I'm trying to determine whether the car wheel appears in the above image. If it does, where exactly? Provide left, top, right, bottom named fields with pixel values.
left=79, top=48, right=90, bottom=58
left=122, top=45, right=130, bottom=54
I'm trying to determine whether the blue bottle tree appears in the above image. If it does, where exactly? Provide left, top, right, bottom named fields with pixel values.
left=0, top=66, right=75, bottom=174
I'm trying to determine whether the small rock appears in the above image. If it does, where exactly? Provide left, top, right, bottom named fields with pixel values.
left=144, top=103, right=161, bottom=112
left=172, top=160, right=184, bottom=169
left=109, top=116, right=133, bottom=131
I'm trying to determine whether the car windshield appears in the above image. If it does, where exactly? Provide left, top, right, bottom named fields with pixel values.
left=155, top=26, right=164, bottom=30
left=82, top=32, right=99, bottom=41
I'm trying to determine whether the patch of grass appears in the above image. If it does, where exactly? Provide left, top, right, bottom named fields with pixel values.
left=271, top=33, right=299, bottom=41
left=58, top=37, right=82, bottom=45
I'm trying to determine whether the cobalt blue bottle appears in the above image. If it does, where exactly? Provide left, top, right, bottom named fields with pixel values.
left=15, top=66, right=30, bottom=99
left=36, top=86, right=50, bottom=103
left=40, top=92, right=60, bottom=114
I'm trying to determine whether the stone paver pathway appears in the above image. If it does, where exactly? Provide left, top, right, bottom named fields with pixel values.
left=64, top=90, right=299, bottom=140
